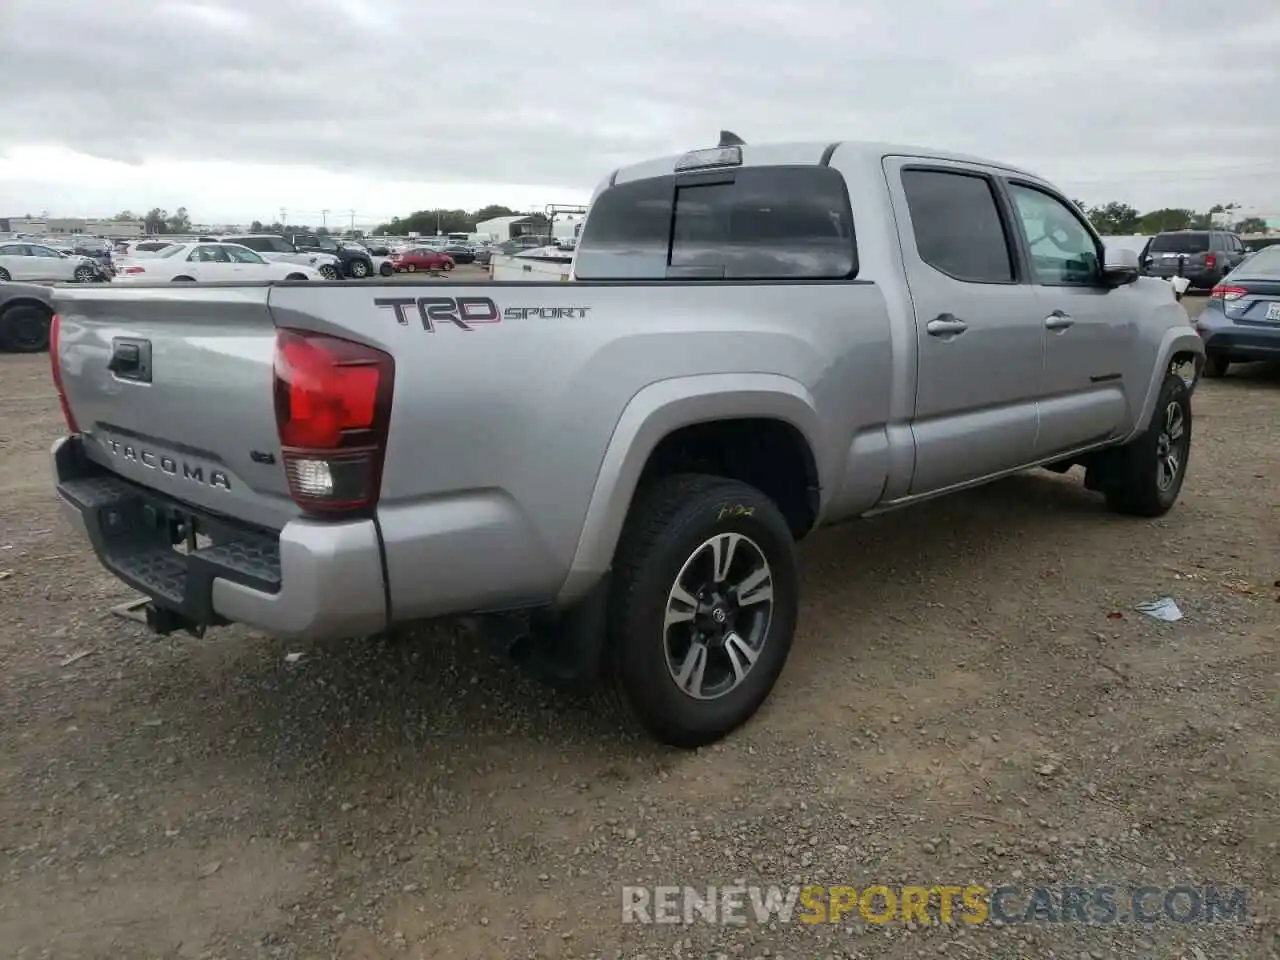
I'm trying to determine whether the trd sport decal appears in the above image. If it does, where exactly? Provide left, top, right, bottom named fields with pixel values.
left=374, top=296, right=590, bottom=332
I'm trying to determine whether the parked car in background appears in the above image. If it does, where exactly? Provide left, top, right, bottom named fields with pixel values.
left=442, top=243, right=476, bottom=264
left=0, top=241, right=103, bottom=283
left=390, top=247, right=454, bottom=272
left=0, top=280, right=53, bottom=352
left=112, top=242, right=324, bottom=283
left=1139, top=230, right=1249, bottom=290
left=120, top=240, right=176, bottom=258
left=289, top=234, right=375, bottom=279
left=471, top=244, right=494, bottom=265
left=350, top=241, right=395, bottom=277
left=1243, top=236, right=1280, bottom=253
left=221, top=234, right=342, bottom=279
left=1195, top=245, right=1280, bottom=378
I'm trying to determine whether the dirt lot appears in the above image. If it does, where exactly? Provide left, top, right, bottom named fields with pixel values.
left=1, top=297, right=1276, bottom=959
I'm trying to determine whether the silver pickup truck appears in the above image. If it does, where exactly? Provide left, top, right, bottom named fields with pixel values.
left=49, top=137, right=1204, bottom=747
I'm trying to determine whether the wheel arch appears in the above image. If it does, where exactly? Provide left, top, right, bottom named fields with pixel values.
left=554, top=373, right=824, bottom=606
left=1119, top=328, right=1205, bottom=445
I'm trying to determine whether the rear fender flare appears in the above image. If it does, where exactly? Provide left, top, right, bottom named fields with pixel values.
left=554, top=373, right=823, bottom=606
left=1120, top=327, right=1205, bottom=444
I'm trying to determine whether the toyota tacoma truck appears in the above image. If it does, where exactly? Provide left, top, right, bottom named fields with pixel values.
left=48, top=136, right=1203, bottom=747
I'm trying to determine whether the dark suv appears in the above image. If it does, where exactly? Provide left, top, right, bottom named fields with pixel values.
left=1139, top=230, right=1249, bottom=290
left=289, top=234, right=374, bottom=279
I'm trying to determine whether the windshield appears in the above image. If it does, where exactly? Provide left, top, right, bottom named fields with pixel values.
left=1150, top=232, right=1209, bottom=254
left=1234, top=247, right=1280, bottom=279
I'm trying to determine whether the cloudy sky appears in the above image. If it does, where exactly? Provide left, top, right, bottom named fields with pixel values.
left=1, top=0, right=1278, bottom=227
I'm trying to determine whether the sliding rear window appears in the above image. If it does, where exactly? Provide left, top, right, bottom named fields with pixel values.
left=574, top=165, right=857, bottom=281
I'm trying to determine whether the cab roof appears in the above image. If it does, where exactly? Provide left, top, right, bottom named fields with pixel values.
left=609, top=139, right=1041, bottom=185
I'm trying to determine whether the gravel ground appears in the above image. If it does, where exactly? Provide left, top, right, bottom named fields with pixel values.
left=1, top=296, right=1276, bottom=959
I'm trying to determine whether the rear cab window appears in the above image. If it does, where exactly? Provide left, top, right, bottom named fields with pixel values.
left=1150, top=232, right=1209, bottom=254
left=574, top=165, right=857, bottom=281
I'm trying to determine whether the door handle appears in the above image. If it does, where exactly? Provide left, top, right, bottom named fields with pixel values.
left=926, top=314, right=969, bottom=337
left=1044, top=310, right=1075, bottom=331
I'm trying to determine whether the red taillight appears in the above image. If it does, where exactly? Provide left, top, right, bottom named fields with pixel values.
left=49, top=314, right=79, bottom=433
left=272, top=328, right=394, bottom=517
left=121, top=265, right=145, bottom=275
left=1210, top=285, right=1246, bottom=301
left=1204, top=253, right=1216, bottom=270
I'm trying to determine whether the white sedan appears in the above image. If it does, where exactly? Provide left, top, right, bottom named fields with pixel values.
left=113, top=242, right=324, bottom=282
left=0, top=241, right=102, bottom=282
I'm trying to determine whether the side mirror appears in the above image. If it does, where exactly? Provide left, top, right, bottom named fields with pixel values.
left=1102, top=247, right=1140, bottom=287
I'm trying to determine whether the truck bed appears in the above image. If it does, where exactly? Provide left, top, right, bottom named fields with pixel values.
left=51, top=277, right=898, bottom=630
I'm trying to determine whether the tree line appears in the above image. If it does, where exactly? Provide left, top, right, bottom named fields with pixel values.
left=110, top=199, right=1268, bottom=240
left=1073, top=200, right=1268, bottom=237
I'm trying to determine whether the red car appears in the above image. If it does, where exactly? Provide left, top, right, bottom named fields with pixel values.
left=391, top=248, right=455, bottom=272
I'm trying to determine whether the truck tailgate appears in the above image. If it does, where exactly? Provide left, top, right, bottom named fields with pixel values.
left=52, top=284, right=296, bottom=530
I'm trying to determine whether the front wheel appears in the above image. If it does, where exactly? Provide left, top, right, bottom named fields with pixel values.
left=74, top=265, right=97, bottom=283
left=1103, top=373, right=1192, bottom=517
left=405, top=264, right=416, bottom=273
left=605, top=474, right=799, bottom=748
left=0, top=267, right=10, bottom=282
left=379, top=262, right=394, bottom=277
left=348, top=259, right=370, bottom=278
left=318, top=264, right=340, bottom=280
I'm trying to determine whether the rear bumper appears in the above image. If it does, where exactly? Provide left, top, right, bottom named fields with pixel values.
left=52, top=436, right=388, bottom=640
left=1196, top=324, right=1280, bottom=361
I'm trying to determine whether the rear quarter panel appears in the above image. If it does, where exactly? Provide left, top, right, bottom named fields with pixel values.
left=267, top=279, right=898, bottom=617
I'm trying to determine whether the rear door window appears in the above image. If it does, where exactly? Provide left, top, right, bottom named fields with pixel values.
left=1150, top=233, right=1209, bottom=254
left=575, top=165, right=856, bottom=281
left=900, top=169, right=1015, bottom=283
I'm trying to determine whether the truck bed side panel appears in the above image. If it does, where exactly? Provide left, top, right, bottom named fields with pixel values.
left=266, top=280, right=896, bottom=619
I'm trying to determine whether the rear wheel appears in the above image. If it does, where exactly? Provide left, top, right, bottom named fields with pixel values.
left=318, top=264, right=340, bottom=280
left=0, top=267, right=10, bottom=282
left=604, top=474, right=799, bottom=747
left=379, top=262, right=394, bottom=277
left=0, top=304, right=52, bottom=352
left=442, top=261, right=454, bottom=271
left=1202, top=353, right=1230, bottom=378
left=1102, top=373, right=1192, bottom=517
left=406, top=264, right=416, bottom=273
left=348, top=259, right=370, bottom=278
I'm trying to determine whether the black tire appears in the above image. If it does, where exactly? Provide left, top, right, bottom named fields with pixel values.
left=442, top=261, right=454, bottom=271
left=1202, top=354, right=1229, bottom=378
left=319, top=264, right=340, bottom=280
left=379, top=262, right=394, bottom=277
left=605, top=474, right=799, bottom=748
left=0, top=304, right=52, bottom=352
left=406, top=264, right=416, bottom=273
left=172, top=276, right=196, bottom=282
left=348, top=259, right=370, bottom=279
left=1104, top=373, right=1192, bottom=517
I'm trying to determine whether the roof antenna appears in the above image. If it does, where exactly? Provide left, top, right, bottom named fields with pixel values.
left=718, top=130, right=745, bottom=147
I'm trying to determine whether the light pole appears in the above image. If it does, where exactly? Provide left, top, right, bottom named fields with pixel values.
left=321, top=208, right=329, bottom=231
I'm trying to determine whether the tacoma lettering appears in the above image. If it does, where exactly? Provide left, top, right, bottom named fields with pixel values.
left=104, top=439, right=231, bottom=490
